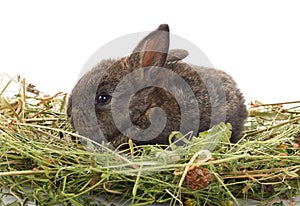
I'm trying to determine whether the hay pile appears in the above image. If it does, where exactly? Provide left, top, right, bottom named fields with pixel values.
left=0, top=74, right=299, bottom=206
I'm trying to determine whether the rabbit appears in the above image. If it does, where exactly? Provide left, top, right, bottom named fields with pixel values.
left=67, top=24, right=248, bottom=148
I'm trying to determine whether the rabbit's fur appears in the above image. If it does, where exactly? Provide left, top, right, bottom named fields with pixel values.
left=67, top=24, right=248, bottom=148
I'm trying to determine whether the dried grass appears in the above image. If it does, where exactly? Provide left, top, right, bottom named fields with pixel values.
left=0, top=74, right=299, bottom=206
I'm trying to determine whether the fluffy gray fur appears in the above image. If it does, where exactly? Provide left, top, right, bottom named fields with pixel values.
left=67, top=24, right=248, bottom=148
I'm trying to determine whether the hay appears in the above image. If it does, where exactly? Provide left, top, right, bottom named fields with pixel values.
left=0, top=74, right=299, bottom=206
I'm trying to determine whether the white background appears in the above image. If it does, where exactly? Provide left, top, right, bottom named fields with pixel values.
left=0, top=0, right=299, bottom=104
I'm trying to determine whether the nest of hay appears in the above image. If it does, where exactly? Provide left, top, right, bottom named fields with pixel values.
left=0, top=74, right=299, bottom=206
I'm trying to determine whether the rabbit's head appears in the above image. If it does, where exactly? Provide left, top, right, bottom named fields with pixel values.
left=67, top=24, right=248, bottom=148
left=68, top=24, right=190, bottom=147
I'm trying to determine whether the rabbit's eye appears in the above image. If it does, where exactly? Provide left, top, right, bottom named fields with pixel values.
left=96, top=94, right=111, bottom=105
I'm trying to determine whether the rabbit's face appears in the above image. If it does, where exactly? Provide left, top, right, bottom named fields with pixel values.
left=93, top=59, right=129, bottom=143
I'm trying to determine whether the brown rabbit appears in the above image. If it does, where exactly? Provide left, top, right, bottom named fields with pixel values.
left=67, top=24, right=248, bottom=148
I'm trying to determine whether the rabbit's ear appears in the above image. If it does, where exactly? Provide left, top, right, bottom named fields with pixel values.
left=167, top=49, right=189, bottom=62
left=129, top=24, right=170, bottom=69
